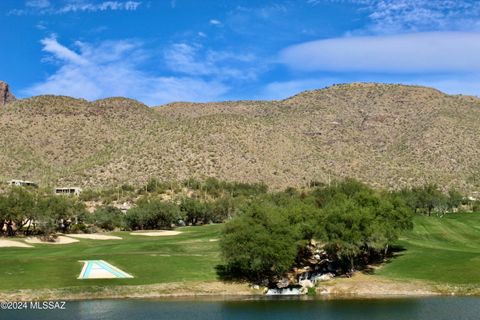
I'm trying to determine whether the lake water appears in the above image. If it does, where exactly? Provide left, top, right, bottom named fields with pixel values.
left=2, top=296, right=480, bottom=320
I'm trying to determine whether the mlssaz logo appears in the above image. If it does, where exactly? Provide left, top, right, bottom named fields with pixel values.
left=29, top=301, right=66, bottom=310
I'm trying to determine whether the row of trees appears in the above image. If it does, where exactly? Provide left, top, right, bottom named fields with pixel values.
left=0, top=188, right=87, bottom=238
left=91, top=195, right=242, bottom=231
left=0, top=189, right=245, bottom=236
left=393, top=184, right=468, bottom=216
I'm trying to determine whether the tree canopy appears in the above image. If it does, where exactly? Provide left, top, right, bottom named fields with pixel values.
left=220, top=180, right=414, bottom=282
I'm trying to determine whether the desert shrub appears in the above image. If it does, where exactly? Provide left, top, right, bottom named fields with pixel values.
left=70, top=223, right=93, bottom=234
left=79, top=189, right=101, bottom=202
left=120, top=184, right=135, bottom=192
left=90, top=206, right=124, bottom=231
left=125, top=198, right=180, bottom=230
left=179, top=197, right=210, bottom=225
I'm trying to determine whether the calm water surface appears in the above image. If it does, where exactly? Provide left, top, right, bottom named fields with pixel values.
left=2, top=297, right=480, bottom=320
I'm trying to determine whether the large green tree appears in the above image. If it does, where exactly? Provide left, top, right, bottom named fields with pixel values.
left=220, top=179, right=414, bottom=281
left=0, top=188, right=36, bottom=236
left=220, top=202, right=302, bottom=283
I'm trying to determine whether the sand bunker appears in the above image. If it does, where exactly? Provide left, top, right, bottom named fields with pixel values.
left=25, top=236, right=79, bottom=245
left=68, top=234, right=122, bottom=240
left=130, top=230, right=182, bottom=237
left=0, top=239, right=34, bottom=248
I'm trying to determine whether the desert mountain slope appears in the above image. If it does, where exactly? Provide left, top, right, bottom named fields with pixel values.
left=1, top=82, right=480, bottom=192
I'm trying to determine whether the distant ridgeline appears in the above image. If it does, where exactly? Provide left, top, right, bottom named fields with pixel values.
left=1, top=82, right=480, bottom=193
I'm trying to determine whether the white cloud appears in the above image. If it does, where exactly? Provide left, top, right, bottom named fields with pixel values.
left=24, top=37, right=229, bottom=105
left=41, top=36, right=88, bottom=65
left=209, top=19, right=221, bottom=25
left=57, top=1, right=141, bottom=13
left=163, top=43, right=258, bottom=80
left=35, top=21, right=47, bottom=30
left=280, top=32, right=480, bottom=73
left=10, top=1, right=141, bottom=15
left=26, top=0, right=50, bottom=8
left=307, top=0, right=480, bottom=34
left=363, top=0, right=480, bottom=34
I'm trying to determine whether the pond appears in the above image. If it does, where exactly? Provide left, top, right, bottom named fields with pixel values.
left=2, top=296, right=480, bottom=320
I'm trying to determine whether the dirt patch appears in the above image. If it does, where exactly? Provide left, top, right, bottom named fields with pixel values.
left=25, top=236, right=79, bottom=245
left=130, top=231, right=182, bottom=237
left=0, top=239, right=34, bottom=248
left=317, top=273, right=437, bottom=297
left=68, top=234, right=122, bottom=240
left=0, top=281, right=257, bottom=301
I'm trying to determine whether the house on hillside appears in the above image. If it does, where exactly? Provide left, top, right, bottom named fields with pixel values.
left=7, top=179, right=37, bottom=187
left=54, top=187, right=82, bottom=196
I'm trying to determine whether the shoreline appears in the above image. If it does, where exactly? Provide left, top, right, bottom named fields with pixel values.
left=1, top=275, right=478, bottom=301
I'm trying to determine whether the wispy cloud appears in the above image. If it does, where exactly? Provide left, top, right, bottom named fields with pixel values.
left=363, top=0, right=480, bottom=34
left=40, top=35, right=88, bottom=65
left=57, top=1, right=141, bottom=13
left=307, top=0, right=480, bottom=34
left=226, top=4, right=292, bottom=41
left=26, top=0, right=50, bottom=9
left=10, top=0, right=141, bottom=15
left=280, top=32, right=480, bottom=73
left=24, top=36, right=229, bottom=105
left=163, top=43, right=258, bottom=80
left=209, top=19, right=221, bottom=25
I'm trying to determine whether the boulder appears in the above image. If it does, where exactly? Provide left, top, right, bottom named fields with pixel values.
left=314, top=273, right=335, bottom=283
left=299, top=279, right=314, bottom=288
left=276, top=277, right=290, bottom=288
left=0, top=81, right=15, bottom=107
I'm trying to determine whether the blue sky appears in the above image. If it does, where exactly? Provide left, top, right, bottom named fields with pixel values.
left=1, top=0, right=480, bottom=105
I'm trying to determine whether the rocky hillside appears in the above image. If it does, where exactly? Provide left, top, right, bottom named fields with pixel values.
left=1, top=82, right=480, bottom=192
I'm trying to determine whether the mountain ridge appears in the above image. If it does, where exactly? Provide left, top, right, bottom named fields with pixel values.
left=1, top=82, right=480, bottom=193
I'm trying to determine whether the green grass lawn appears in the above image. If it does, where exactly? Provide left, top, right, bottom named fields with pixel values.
left=0, top=224, right=222, bottom=291
left=3, top=214, right=480, bottom=293
left=377, top=213, right=480, bottom=285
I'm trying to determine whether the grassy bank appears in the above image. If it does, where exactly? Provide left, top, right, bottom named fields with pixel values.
left=377, top=213, right=480, bottom=285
